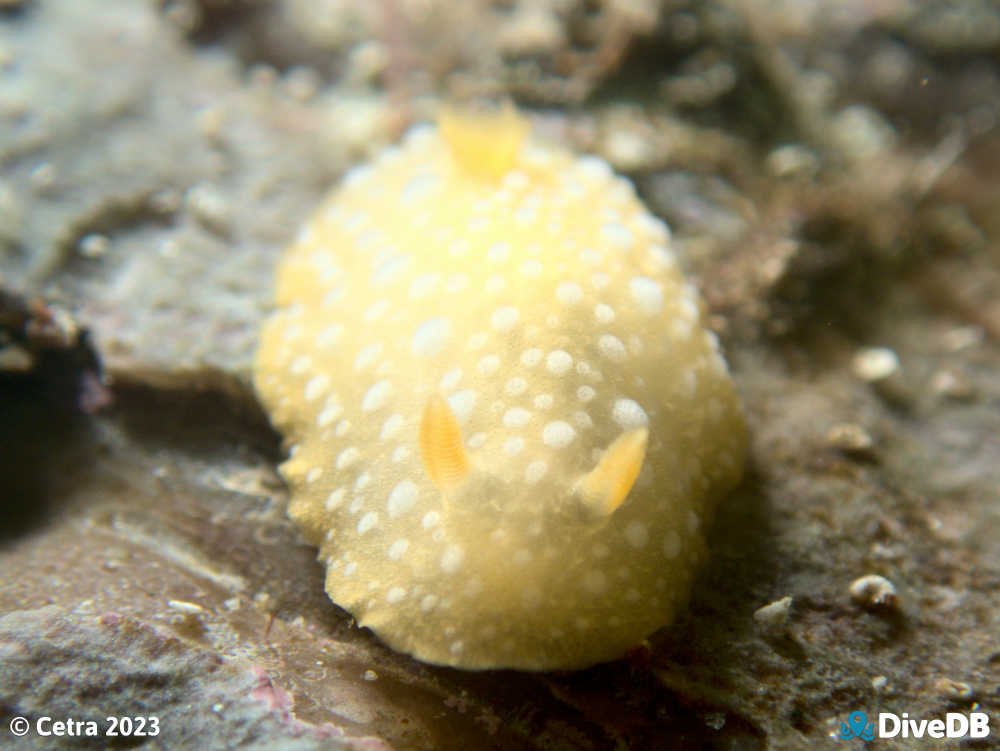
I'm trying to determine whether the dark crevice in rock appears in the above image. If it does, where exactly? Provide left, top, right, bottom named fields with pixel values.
left=0, top=290, right=105, bottom=543
left=0, top=379, right=94, bottom=544
left=108, top=376, right=282, bottom=465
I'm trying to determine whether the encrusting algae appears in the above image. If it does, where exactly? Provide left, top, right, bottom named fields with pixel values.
left=253, top=105, right=747, bottom=671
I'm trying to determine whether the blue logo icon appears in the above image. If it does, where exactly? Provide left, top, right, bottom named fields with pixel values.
left=840, top=711, right=875, bottom=741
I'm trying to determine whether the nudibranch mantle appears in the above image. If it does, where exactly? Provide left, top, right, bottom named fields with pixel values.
left=254, top=108, right=746, bottom=671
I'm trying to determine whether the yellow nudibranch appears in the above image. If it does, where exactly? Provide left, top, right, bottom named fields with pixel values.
left=253, top=106, right=746, bottom=671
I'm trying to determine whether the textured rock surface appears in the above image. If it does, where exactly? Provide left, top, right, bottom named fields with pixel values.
left=1, top=0, right=999, bottom=749
left=0, top=607, right=379, bottom=751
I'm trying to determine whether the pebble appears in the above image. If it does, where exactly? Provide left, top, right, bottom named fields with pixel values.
left=851, top=346, right=912, bottom=407
left=0, top=343, right=33, bottom=372
left=852, top=346, right=899, bottom=381
left=497, top=7, right=565, bottom=56
left=929, top=368, right=975, bottom=401
left=849, top=574, right=899, bottom=612
left=932, top=677, right=974, bottom=700
left=826, top=423, right=875, bottom=457
left=829, top=105, right=897, bottom=161
left=283, top=67, right=321, bottom=102
left=765, top=144, right=820, bottom=179
left=78, top=233, right=110, bottom=259
left=346, top=41, right=389, bottom=85
left=29, top=162, right=58, bottom=194
left=602, top=129, right=653, bottom=172
left=753, top=596, right=793, bottom=630
left=186, top=184, right=232, bottom=236
left=196, top=106, right=226, bottom=141
left=940, top=326, right=983, bottom=352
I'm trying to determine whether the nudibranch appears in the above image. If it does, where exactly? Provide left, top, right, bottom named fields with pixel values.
left=253, top=105, right=746, bottom=671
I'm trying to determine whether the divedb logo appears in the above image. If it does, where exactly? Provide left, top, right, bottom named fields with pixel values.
left=838, top=710, right=991, bottom=741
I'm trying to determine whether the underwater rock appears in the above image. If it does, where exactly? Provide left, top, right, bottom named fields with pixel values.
left=0, top=606, right=365, bottom=750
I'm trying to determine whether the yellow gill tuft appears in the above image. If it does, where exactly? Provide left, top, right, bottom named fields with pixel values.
left=438, top=102, right=528, bottom=180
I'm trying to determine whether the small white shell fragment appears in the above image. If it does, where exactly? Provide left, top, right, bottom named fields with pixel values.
left=932, top=677, right=974, bottom=700
left=849, top=574, right=899, bottom=611
left=826, top=423, right=875, bottom=456
left=851, top=346, right=899, bottom=382
left=928, top=368, right=975, bottom=401
left=752, top=596, right=793, bottom=629
left=78, top=233, right=110, bottom=259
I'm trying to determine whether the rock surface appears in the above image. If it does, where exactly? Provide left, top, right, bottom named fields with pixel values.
left=1, top=0, right=998, bottom=749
